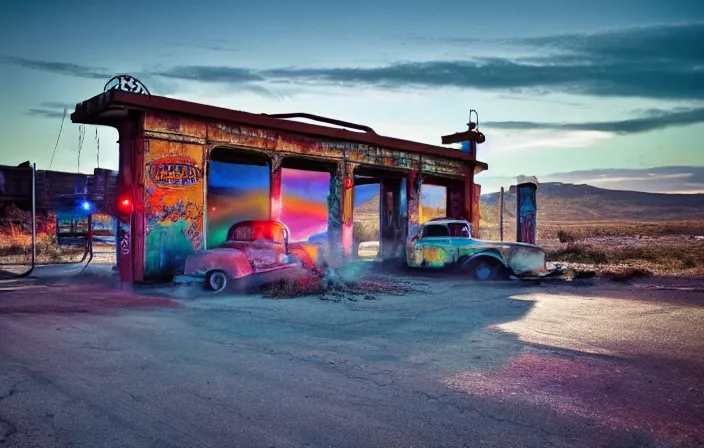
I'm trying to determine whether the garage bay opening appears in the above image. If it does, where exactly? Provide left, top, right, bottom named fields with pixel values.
left=279, top=159, right=332, bottom=244
left=206, top=149, right=270, bottom=249
left=420, top=184, right=447, bottom=223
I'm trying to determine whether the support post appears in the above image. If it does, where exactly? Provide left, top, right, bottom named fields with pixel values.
left=327, top=162, right=344, bottom=267
left=31, top=163, right=36, bottom=269
left=270, top=155, right=283, bottom=221
left=463, top=165, right=473, bottom=232
left=406, top=170, right=421, bottom=243
left=341, top=163, right=355, bottom=258
left=472, top=183, right=481, bottom=239
left=116, top=123, right=135, bottom=291
left=499, top=186, right=504, bottom=242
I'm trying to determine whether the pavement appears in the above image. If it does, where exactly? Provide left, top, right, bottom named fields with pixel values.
left=1, top=261, right=703, bottom=448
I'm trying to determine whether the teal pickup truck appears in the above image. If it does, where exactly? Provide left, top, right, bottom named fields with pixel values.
left=406, top=218, right=556, bottom=280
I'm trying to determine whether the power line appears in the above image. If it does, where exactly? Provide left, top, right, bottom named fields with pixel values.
left=95, top=128, right=100, bottom=169
left=48, top=107, right=67, bottom=171
left=77, top=125, right=86, bottom=173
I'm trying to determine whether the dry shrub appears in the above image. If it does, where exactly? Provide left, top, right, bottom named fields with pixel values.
left=548, top=244, right=609, bottom=265
left=602, top=267, right=653, bottom=282
left=537, top=221, right=704, bottom=240
left=353, top=221, right=379, bottom=243
left=556, top=229, right=577, bottom=243
left=0, top=232, right=85, bottom=264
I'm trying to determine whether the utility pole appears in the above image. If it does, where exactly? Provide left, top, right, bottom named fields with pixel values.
left=499, top=187, right=504, bottom=241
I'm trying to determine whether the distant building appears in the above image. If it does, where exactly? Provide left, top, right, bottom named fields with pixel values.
left=0, top=163, right=118, bottom=216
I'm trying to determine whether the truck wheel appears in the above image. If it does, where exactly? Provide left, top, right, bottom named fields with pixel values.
left=463, top=257, right=508, bottom=281
left=205, top=270, right=228, bottom=292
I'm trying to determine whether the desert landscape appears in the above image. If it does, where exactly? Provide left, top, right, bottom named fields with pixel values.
left=3, top=181, right=704, bottom=278
left=352, top=182, right=704, bottom=278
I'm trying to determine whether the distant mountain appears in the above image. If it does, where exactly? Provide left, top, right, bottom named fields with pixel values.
left=355, top=194, right=379, bottom=221
left=481, top=182, right=704, bottom=222
left=352, top=182, right=704, bottom=224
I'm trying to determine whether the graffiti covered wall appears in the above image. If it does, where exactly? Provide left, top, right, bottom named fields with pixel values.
left=137, top=110, right=478, bottom=276
left=143, top=140, right=205, bottom=278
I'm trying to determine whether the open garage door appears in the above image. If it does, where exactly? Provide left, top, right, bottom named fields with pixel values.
left=420, top=184, right=447, bottom=224
left=206, top=150, right=270, bottom=249
left=353, top=180, right=380, bottom=258
left=280, top=166, right=330, bottom=243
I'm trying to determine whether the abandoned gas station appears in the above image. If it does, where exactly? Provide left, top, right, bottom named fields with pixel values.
left=70, top=76, right=489, bottom=287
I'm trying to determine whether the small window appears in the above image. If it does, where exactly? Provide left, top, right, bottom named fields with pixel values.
left=422, top=224, right=449, bottom=238
left=448, top=223, right=470, bottom=238
left=231, top=226, right=253, bottom=241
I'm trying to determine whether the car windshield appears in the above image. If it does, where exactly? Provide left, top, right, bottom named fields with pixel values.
left=228, top=223, right=285, bottom=244
left=422, top=224, right=449, bottom=238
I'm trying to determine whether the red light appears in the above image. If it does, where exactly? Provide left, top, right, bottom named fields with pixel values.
left=344, top=178, right=353, bottom=189
left=117, top=197, right=134, bottom=215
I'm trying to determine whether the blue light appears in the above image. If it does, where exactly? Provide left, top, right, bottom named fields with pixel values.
left=81, top=201, right=92, bottom=211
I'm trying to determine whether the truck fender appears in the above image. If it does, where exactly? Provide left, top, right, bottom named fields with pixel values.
left=462, top=251, right=507, bottom=268
left=221, top=250, right=254, bottom=279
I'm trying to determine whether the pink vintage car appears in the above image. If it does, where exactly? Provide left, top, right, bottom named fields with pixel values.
left=174, top=220, right=323, bottom=292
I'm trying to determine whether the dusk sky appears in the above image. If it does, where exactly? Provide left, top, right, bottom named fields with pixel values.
left=1, top=0, right=703, bottom=194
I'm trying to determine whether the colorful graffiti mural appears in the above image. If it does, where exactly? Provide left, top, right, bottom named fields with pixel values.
left=516, top=182, right=538, bottom=244
left=144, top=112, right=467, bottom=179
left=143, top=141, right=205, bottom=277
left=206, top=161, right=270, bottom=249
left=280, top=168, right=330, bottom=242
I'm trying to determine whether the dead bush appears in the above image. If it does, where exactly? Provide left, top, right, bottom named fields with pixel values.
left=353, top=221, right=379, bottom=243
left=602, top=267, right=653, bottom=282
left=548, top=244, right=609, bottom=265
left=556, top=229, right=577, bottom=243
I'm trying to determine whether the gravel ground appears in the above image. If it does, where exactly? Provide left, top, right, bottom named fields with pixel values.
left=1, top=262, right=703, bottom=448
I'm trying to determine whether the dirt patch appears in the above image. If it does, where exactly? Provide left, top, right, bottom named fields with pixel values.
left=443, top=349, right=704, bottom=447
left=260, top=270, right=417, bottom=301
left=0, top=283, right=180, bottom=315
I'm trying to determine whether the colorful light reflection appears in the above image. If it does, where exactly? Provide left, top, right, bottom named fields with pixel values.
left=206, top=161, right=270, bottom=248
left=281, top=168, right=330, bottom=242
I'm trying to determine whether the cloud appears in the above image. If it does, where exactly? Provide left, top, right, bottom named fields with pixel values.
left=2, top=56, right=112, bottom=79
left=478, top=166, right=704, bottom=194
left=4, top=23, right=703, bottom=102
left=484, top=107, right=704, bottom=135
left=25, top=102, right=71, bottom=119
left=513, top=23, right=704, bottom=66
left=154, top=66, right=293, bottom=100
left=543, top=166, right=704, bottom=194
left=155, top=65, right=263, bottom=83
left=491, top=130, right=615, bottom=151
left=254, top=23, right=704, bottom=100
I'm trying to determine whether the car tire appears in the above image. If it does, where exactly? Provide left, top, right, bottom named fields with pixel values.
left=463, top=257, right=508, bottom=281
left=205, top=270, right=228, bottom=292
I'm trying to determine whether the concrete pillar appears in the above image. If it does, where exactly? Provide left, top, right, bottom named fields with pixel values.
left=471, top=183, right=481, bottom=239
left=327, top=163, right=344, bottom=265
left=270, top=155, right=283, bottom=221
left=341, top=163, right=355, bottom=258
left=406, top=170, right=421, bottom=243
left=463, top=165, right=473, bottom=234
left=446, top=184, right=464, bottom=219
left=116, top=121, right=138, bottom=290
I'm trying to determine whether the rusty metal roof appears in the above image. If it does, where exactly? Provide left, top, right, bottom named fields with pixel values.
left=71, top=90, right=488, bottom=172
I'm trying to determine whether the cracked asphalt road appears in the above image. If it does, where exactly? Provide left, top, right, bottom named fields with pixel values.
left=1, top=266, right=703, bottom=448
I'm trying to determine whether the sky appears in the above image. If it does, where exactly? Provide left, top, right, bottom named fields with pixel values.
left=1, top=0, right=703, bottom=194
